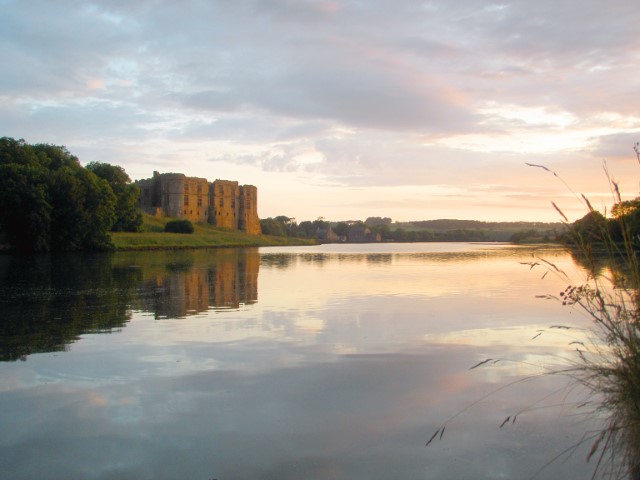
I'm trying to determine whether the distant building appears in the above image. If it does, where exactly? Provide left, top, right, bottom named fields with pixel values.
left=315, top=225, right=340, bottom=243
left=136, top=171, right=261, bottom=234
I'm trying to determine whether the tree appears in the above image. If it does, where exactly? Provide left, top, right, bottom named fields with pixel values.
left=371, top=223, right=392, bottom=240
left=296, top=221, right=315, bottom=238
left=48, top=165, right=116, bottom=250
left=0, top=137, right=117, bottom=252
left=0, top=161, right=52, bottom=252
left=87, top=162, right=142, bottom=232
left=365, top=216, right=392, bottom=226
left=609, top=197, right=640, bottom=244
left=611, top=198, right=640, bottom=219
left=393, top=227, right=408, bottom=242
left=334, top=222, right=350, bottom=238
left=260, top=218, right=286, bottom=236
left=312, top=219, right=329, bottom=232
left=566, top=211, right=608, bottom=244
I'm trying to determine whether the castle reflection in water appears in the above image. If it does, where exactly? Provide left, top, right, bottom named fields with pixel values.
left=0, top=249, right=261, bottom=361
left=0, top=247, right=406, bottom=361
left=132, top=248, right=260, bottom=318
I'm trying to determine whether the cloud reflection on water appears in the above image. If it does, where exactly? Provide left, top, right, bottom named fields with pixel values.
left=0, top=244, right=598, bottom=479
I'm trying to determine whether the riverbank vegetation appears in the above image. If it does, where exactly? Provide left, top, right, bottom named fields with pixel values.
left=424, top=145, right=640, bottom=478
left=505, top=154, right=640, bottom=477
left=0, top=137, right=312, bottom=252
left=260, top=215, right=563, bottom=243
left=112, top=214, right=314, bottom=250
left=550, top=153, right=640, bottom=478
left=0, top=137, right=141, bottom=252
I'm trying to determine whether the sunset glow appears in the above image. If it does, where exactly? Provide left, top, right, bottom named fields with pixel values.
left=2, top=0, right=639, bottom=222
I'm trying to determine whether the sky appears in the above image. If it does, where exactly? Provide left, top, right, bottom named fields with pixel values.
left=1, top=0, right=639, bottom=223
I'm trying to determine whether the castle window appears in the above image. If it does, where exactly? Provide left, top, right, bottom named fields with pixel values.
left=219, top=186, right=224, bottom=195
left=185, top=183, right=190, bottom=193
left=219, top=198, right=224, bottom=207
left=197, top=196, right=202, bottom=207
left=184, top=195, right=189, bottom=206
left=197, top=183, right=202, bottom=193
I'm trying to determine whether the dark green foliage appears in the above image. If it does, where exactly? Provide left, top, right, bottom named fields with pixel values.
left=364, top=216, right=392, bottom=226
left=609, top=198, right=640, bottom=247
left=87, top=162, right=143, bottom=232
left=296, top=221, right=314, bottom=238
left=48, top=166, right=116, bottom=251
left=164, top=219, right=194, bottom=234
left=259, top=218, right=286, bottom=236
left=0, top=137, right=117, bottom=252
left=408, top=219, right=564, bottom=231
left=0, top=254, right=139, bottom=361
left=566, top=211, right=608, bottom=244
left=0, top=163, right=52, bottom=251
left=312, top=219, right=329, bottom=232
left=370, top=223, right=392, bottom=240
left=334, top=222, right=350, bottom=238
left=510, top=228, right=554, bottom=244
left=563, top=198, right=640, bottom=249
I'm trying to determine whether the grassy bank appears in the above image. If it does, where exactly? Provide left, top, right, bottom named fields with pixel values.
left=111, top=215, right=315, bottom=250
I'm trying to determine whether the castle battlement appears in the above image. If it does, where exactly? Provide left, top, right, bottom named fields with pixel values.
left=136, top=172, right=261, bottom=235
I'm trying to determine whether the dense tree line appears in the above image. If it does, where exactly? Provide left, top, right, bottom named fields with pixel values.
left=0, top=137, right=141, bottom=252
left=259, top=216, right=494, bottom=242
left=86, top=161, right=142, bottom=232
left=565, top=200, right=640, bottom=247
left=407, top=219, right=563, bottom=230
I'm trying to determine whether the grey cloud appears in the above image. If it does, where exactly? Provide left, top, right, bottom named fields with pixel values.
left=1, top=0, right=639, bottom=196
left=261, top=66, right=476, bottom=132
left=254, top=0, right=342, bottom=23
left=590, top=132, right=640, bottom=160
left=0, top=1, right=141, bottom=96
left=0, top=98, right=156, bottom=144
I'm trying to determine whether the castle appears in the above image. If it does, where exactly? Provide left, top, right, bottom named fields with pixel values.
left=136, top=172, right=261, bottom=235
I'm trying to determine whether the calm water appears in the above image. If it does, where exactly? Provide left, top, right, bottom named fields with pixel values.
left=0, top=243, right=601, bottom=479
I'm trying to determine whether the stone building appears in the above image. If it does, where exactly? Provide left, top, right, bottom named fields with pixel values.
left=136, top=171, right=261, bottom=234
left=315, top=225, right=340, bottom=243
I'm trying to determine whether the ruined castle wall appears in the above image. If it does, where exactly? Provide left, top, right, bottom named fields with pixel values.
left=158, top=174, right=187, bottom=218
left=209, top=180, right=240, bottom=229
left=136, top=173, right=163, bottom=216
left=136, top=172, right=259, bottom=233
left=239, top=185, right=261, bottom=235
left=181, top=177, right=210, bottom=223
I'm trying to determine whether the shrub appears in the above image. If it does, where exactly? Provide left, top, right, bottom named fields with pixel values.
left=164, top=219, right=194, bottom=234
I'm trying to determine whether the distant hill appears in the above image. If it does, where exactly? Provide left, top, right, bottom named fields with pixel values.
left=393, top=219, right=565, bottom=242
left=398, top=219, right=564, bottom=230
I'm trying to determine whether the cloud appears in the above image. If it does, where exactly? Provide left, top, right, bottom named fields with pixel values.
left=2, top=0, right=639, bottom=219
left=590, top=132, right=640, bottom=160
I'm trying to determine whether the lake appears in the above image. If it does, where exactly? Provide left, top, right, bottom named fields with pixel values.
left=0, top=243, right=602, bottom=479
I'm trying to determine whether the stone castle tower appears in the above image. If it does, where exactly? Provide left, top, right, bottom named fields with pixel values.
left=136, top=172, right=261, bottom=235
